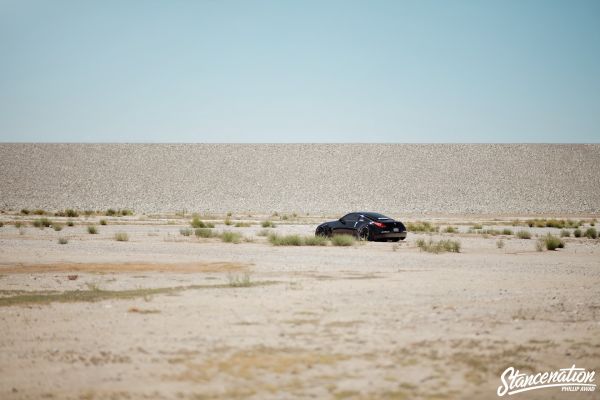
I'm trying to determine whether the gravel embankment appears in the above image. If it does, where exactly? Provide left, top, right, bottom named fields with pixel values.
left=0, top=144, right=598, bottom=214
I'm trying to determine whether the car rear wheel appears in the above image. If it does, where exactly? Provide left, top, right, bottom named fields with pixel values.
left=357, top=227, right=370, bottom=241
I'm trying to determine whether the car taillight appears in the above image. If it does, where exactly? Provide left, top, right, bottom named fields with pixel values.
left=373, top=221, right=385, bottom=228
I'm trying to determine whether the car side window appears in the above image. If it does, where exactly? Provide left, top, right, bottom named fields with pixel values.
left=344, top=213, right=358, bottom=223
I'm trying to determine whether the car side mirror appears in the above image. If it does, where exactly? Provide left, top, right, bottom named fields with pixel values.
left=339, top=218, right=345, bottom=224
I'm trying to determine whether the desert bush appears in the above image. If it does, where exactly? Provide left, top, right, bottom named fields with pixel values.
left=502, top=229, right=513, bottom=235
left=261, top=220, right=276, bottom=228
left=541, top=234, right=565, bottom=251
left=106, top=209, right=117, bottom=216
left=224, top=217, right=232, bottom=226
left=584, top=227, right=598, bottom=239
left=58, top=237, right=68, bottom=245
left=99, top=219, right=107, bottom=225
left=190, top=216, right=207, bottom=228
left=33, top=218, right=52, bottom=228
left=472, top=224, right=483, bottom=230
left=444, top=226, right=458, bottom=233
left=14, top=221, right=24, bottom=228
left=480, top=229, right=501, bottom=236
left=33, top=209, right=46, bottom=215
left=496, top=239, right=505, bottom=249
left=114, top=232, right=129, bottom=241
left=268, top=233, right=303, bottom=246
left=179, top=228, right=192, bottom=236
left=406, top=221, right=438, bottom=233
left=560, top=229, right=571, bottom=237
left=20, top=209, right=30, bottom=215
left=257, top=229, right=271, bottom=236
left=573, top=229, right=582, bottom=238
left=120, top=209, right=134, bottom=216
left=516, top=230, right=532, bottom=239
left=67, top=220, right=74, bottom=227
left=416, top=238, right=461, bottom=253
left=303, top=235, right=329, bottom=246
left=234, top=222, right=251, bottom=227
left=281, top=214, right=289, bottom=220
left=526, top=218, right=580, bottom=229
left=0, top=222, right=3, bottom=228
left=220, top=231, right=242, bottom=244
left=227, top=273, right=252, bottom=287
left=52, top=223, right=63, bottom=231
left=331, top=234, right=356, bottom=246
left=194, top=228, right=215, bottom=238
left=87, top=225, right=98, bottom=234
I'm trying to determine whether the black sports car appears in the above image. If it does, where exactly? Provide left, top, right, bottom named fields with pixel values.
left=315, top=212, right=407, bottom=242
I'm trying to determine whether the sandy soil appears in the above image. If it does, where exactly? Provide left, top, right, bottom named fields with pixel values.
left=0, top=214, right=599, bottom=400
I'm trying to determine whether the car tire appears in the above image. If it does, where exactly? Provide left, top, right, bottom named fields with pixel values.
left=316, top=226, right=331, bottom=237
left=357, top=227, right=370, bottom=241
left=389, top=238, right=401, bottom=242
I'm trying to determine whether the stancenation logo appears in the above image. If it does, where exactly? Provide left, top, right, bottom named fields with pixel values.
left=497, top=365, right=596, bottom=396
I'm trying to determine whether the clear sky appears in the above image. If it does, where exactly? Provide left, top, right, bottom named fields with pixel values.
left=1, top=0, right=599, bottom=142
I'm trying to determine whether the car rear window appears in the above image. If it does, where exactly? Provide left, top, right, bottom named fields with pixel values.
left=364, top=212, right=392, bottom=220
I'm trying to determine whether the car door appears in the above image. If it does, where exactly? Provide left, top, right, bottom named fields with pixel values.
left=340, top=213, right=358, bottom=235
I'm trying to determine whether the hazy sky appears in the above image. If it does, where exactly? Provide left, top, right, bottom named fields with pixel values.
left=1, top=0, right=599, bottom=142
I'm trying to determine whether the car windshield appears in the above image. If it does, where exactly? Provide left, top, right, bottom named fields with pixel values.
left=364, top=212, right=392, bottom=221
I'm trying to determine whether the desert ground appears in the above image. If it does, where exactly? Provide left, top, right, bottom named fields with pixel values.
left=1, top=211, right=599, bottom=400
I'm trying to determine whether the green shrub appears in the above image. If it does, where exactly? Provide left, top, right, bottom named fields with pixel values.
left=66, top=209, right=79, bottom=217
left=194, top=228, right=215, bottom=238
left=120, top=209, right=134, bottom=216
left=106, top=209, right=117, bottom=216
left=303, top=235, right=329, bottom=246
left=99, top=219, right=107, bottom=225
left=67, top=220, right=74, bottom=227
left=573, top=229, right=582, bottom=238
left=221, top=231, right=242, bottom=244
left=14, top=221, right=24, bottom=228
left=179, top=228, right=192, bottom=236
left=58, top=237, right=68, bottom=245
left=33, top=209, right=46, bottom=215
left=114, top=232, right=129, bottom=241
left=502, top=229, right=513, bottom=235
left=52, top=223, right=63, bottom=231
left=584, top=227, right=598, bottom=239
left=87, top=225, right=98, bottom=234
left=406, top=221, right=438, bottom=233
left=542, top=234, right=565, bottom=251
left=516, top=230, right=532, bottom=239
left=268, top=233, right=303, bottom=246
left=261, top=220, right=276, bottom=228
left=224, top=217, right=232, bottom=226
left=416, top=238, right=461, bottom=253
left=234, top=222, right=251, bottom=227
left=33, top=218, right=52, bottom=228
left=331, top=234, right=355, bottom=246
left=472, top=224, right=483, bottom=230
left=20, top=209, right=30, bottom=215
left=190, top=216, right=207, bottom=228
left=444, top=226, right=458, bottom=233
left=560, top=229, right=571, bottom=237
